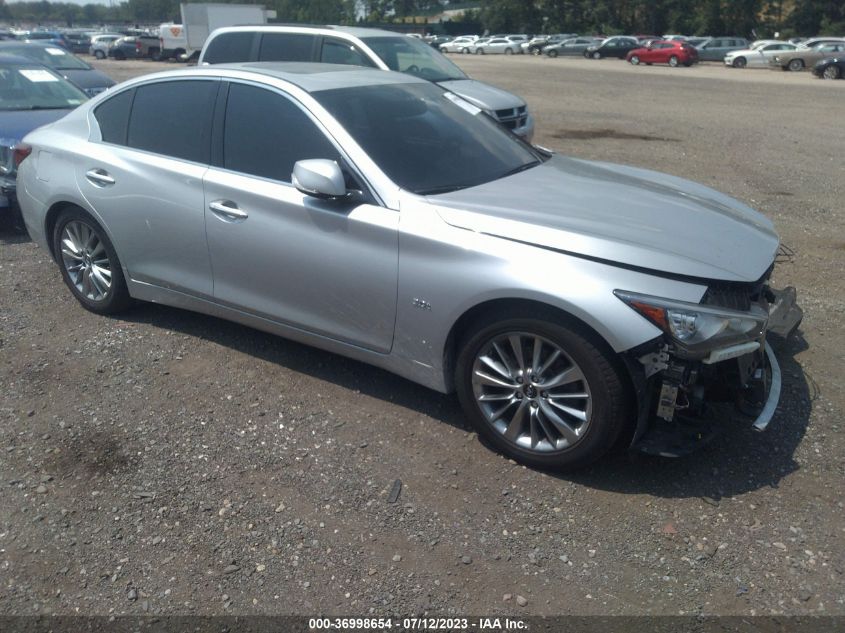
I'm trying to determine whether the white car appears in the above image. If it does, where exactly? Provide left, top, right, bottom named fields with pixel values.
left=88, top=33, right=122, bottom=59
left=724, top=41, right=797, bottom=68
left=472, top=37, right=522, bottom=55
left=439, top=36, right=478, bottom=54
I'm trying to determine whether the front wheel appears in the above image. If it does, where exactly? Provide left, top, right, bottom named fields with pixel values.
left=547, top=49, right=558, bottom=58
left=592, top=51, right=602, bottom=59
left=504, top=47, right=513, bottom=55
left=732, top=56, right=747, bottom=68
left=94, top=49, right=105, bottom=60
left=787, top=58, right=804, bottom=71
left=461, top=47, right=469, bottom=54
left=53, top=208, right=131, bottom=314
left=823, top=64, right=841, bottom=79
left=629, top=55, right=640, bottom=65
left=455, top=313, right=632, bottom=471
left=668, top=55, right=679, bottom=67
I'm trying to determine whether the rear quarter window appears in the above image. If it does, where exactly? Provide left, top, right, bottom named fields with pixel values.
left=94, top=88, right=134, bottom=144
left=203, top=32, right=255, bottom=64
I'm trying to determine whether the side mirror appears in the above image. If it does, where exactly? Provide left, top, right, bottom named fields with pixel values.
left=292, top=159, right=347, bottom=199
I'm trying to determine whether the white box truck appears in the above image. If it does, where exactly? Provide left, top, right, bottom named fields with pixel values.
left=159, top=23, right=189, bottom=61
left=180, top=3, right=275, bottom=60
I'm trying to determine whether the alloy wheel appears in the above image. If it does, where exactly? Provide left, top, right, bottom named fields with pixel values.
left=60, top=220, right=112, bottom=302
left=471, top=332, right=593, bottom=452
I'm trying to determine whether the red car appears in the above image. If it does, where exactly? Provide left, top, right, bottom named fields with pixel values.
left=626, top=40, right=698, bottom=67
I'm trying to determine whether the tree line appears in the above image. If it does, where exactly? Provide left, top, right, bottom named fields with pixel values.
left=1, top=0, right=843, bottom=38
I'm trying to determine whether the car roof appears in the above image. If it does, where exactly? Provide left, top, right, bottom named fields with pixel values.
left=212, top=25, right=408, bottom=39
left=119, top=62, right=430, bottom=94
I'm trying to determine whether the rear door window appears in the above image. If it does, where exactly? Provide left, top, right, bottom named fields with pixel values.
left=203, top=32, right=255, bottom=64
left=258, top=33, right=316, bottom=61
left=127, top=80, right=217, bottom=163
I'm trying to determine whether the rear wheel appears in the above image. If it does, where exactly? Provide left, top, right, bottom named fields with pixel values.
left=53, top=208, right=131, bottom=315
left=732, top=56, right=747, bottom=68
left=547, top=49, right=558, bottom=58
left=668, top=55, right=679, bottom=67
left=787, top=58, right=804, bottom=71
left=823, top=64, right=841, bottom=79
left=455, top=311, right=632, bottom=471
left=93, top=49, right=105, bottom=60
left=504, top=47, right=513, bottom=55
left=629, top=55, right=640, bottom=65
left=476, top=48, right=483, bottom=55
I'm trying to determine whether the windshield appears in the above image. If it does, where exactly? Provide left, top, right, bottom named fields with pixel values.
left=0, top=63, right=88, bottom=111
left=314, top=82, right=542, bottom=195
left=361, top=36, right=467, bottom=82
left=4, top=45, right=91, bottom=70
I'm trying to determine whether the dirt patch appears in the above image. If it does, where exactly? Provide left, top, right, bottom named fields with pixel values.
left=552, top=128, right=680, bottom=142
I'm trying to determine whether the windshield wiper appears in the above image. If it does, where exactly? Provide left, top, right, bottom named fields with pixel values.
left=20, top=105, right=65, bottom=110
left=499, top=160, right=541, bottom=179
left=415, top=183, right=473, bottom=195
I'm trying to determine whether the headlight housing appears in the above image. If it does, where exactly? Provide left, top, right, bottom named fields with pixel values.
left=614, top=290, right=768, bottom=357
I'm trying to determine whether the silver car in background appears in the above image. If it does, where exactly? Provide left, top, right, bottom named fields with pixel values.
left=16, top=63, right=801, bottom=471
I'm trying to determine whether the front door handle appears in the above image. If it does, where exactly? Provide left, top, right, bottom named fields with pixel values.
left=85, top=168, right=115, bottom=187
left=209, top=200, right=248, bottom=221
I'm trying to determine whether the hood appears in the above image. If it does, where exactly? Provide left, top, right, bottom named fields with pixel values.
left=429, top=155, right=779, bottom=283
left=60, top=68, right=115, bottom=91
left=437, top=79, right=525, bottom=112
left=0, top=108, right=73, bottom=146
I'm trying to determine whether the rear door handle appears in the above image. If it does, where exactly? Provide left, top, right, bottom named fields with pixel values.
left=209, top=200, right=248, bottom=221
left=85, top=168, right=115, bottom=187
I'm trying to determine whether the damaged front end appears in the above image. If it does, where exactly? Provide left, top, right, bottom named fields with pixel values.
left=615, top=276, right=802, bottom=457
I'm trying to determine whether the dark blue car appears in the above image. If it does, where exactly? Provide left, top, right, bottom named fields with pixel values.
left=0, top=41, right=114, bottom=97
left=1, top=55, right=88, bottom=226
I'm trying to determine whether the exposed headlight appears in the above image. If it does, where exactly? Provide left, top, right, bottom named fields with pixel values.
left=614, top=290, right=768, bottom=355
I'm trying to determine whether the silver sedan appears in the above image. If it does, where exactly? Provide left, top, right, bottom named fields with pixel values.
left=16, top=64, right=801, bottom=470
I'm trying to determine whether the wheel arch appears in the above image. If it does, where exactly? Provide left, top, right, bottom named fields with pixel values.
left=441, top=297, right=625, bottom=393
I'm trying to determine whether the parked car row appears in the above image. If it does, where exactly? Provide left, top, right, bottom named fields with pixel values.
left=438, top=31, right=845, bottom=79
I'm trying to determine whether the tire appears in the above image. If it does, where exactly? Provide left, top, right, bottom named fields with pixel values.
left=668, top=55, right=679, bottom=67
left=455, top=310, right=632, bottom=471
left=732, top=56, right=746, bottom=68
left=149, top=47, right=161, bottom=61
left=94, top=49, right=105, bottom=60
left=787, top=58, right=804, bottom=72
left=592, top=51, right=602, bottom=59
left=547, top=49, right=558, bottom=58
left=53, top=208, right=131, bottom=315
left=477, top=48, right=484, bottom=55
left=461, top=47, right=469, bottom=54
left=823, top=64, right=841, bottom=79
left=629, top=55, right=640, bottom=65
left=504, top=47, right=513, bottom=55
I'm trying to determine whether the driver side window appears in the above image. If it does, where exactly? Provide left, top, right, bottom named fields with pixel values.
left=320, top=38, right=375, bottom=67
left=223, top=83, right=340, bottom=183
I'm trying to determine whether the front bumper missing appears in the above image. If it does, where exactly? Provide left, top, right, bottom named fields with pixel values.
left=630, top=285, right=801, bottom=457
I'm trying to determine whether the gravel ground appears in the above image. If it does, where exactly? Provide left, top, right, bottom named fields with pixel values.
left=0, top=55, right=843, bottom=618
